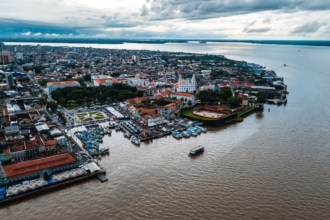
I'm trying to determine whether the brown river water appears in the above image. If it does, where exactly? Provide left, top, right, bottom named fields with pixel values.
left=1, top=42, right=330, bottom=220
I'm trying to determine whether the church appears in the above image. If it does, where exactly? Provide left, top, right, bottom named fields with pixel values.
left=175, top=74, right=197, bottom=93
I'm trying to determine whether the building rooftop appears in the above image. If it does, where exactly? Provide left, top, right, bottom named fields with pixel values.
left=47, top=81, right=80, bottom=87
left=36, top=124, right=50, bottom=132
left=171, top=92, right=194, bottom=97
left=3, top=153, right=77, bottom=179
left=4, top=126, right=19, bottom=133
left=44, top=140, right=57, bottom=146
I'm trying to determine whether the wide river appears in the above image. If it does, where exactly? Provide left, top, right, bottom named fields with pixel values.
left=1, top=42, right=330, bottom=220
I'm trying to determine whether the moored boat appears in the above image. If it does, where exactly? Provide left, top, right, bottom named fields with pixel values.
left=131, top=136, right=140, bottom=145
left=172, top=131, right=182, bottom=139
left=115, top=125, right=121, bottom=131
left=124, top=132, right=132, bottom=138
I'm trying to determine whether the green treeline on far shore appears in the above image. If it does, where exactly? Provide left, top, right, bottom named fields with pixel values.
left=51, top=84, right=144, bottom=107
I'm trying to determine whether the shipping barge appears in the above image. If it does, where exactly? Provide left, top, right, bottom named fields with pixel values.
left=189, top=146, right=205, bottom=156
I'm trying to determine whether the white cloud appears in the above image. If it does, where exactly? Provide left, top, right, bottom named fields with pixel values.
left=21, top=31, right=31, bottom=36
left=45, top=33, right=60, bottom=37
left=0, top=0, right=330, bottom=39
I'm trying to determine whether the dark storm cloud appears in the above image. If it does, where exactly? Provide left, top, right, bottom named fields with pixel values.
left=143, top=0, right=330, bottom=20
left=291, top=21, right=322, bottom=34
left=0, top=18, right=141, bottom=37
left=0, top=18, right=81, bottom=36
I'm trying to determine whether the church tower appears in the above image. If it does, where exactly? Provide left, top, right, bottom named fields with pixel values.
left=191, top=74, right=196, bottom=87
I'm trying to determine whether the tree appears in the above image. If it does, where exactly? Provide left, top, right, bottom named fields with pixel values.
left=38, top=79, right=48, bottom=87
left=33, top=66, right=44, bottom=74
left=78, top=78, right=86, bottom=87
left=76, top=98, right=84, bottom=106
left=111, top=72, right=120, bottom=77
left=227, top=97, right=242, bottom=108
left=221, top=87, right=233, bottom=98
left=84, top=74, right=91, bottom=82
left=58, top=97, right=68, bottom=106
left=218, top=92, right=228, bottom=103
left=257, top=91, right=266, bottom=103
left=47, top=101, right=58, bottom=111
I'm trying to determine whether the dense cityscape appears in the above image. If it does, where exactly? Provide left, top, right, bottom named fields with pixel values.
left=0, top=42, right=288, bottom=204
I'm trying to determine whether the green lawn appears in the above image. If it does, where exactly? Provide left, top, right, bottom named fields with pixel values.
left=76, top=111, right=105, bottom=121
left=82, top=118, right=93, bottom=121
left=181, top=105, right=220, bottom=121
left=181, top=105, right=251, bottom=121
left=66, top=105, right=78, bottom=110
left=94, top=116, right=105, bottom=120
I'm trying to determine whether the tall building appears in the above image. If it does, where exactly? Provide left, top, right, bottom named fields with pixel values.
left=0, top=50, right=11, bottom=64
left=132, top=55, right=140, bottom=62
left=0, top=42, right=4, bottom=53
left=5, top=73, right=14, bottom=89
left=16, top=52, right=23, bottom=60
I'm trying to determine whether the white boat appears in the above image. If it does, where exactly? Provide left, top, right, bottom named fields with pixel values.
left=131, top=136, right=140, bottom=145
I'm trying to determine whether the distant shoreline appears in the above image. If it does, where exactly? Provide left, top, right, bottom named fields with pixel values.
left=1, top=38, right=330, bottom=47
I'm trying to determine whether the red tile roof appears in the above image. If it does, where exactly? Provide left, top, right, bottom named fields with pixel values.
left=126, top=97, right=148, bottom=104
left=171, top=92, right=194, bottom=97
left=164, top=103, right=176, bottom=108
left=3, top=153, right=77, bottom=179
left=237, top=94, right=248, bottom=100
left=47, top=81, right=80, bottom=86
left=44, top=140, right=58, bottom=146
left=94, top=78, right=118, bottom=85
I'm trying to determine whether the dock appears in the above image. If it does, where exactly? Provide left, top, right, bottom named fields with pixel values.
left=0, top=173, right=97, bottom=206
left=97, top=174, right=108, bottom=182
left=96, top=167, right=108, bottom=183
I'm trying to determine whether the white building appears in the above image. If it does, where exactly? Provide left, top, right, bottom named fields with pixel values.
left=92, top=75, right=118, bottom=86
left=132, top=55, right=140, bottom=62
left=127, top=78, right=149, bottom=87
left=16, top=52, right=23, bottom=60
left=6, top=104, right=15, bottom=116
left=176, top=74, right=197, bottom=93
left=169, top=92, right=196, bottom=105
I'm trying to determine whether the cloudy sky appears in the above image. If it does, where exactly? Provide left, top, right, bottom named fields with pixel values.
left=1, top=0, right=330, bottom=39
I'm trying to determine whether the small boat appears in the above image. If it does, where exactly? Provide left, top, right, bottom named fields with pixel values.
left=124, top=132, right=132, bottom=138
left=99, top=148, right=109, bottom=154
left=172, top=131, right=182, bottom=139
left=189, top=145, right=204, bottom=156
left=108, top=123, right=116, bottom=129
left=284, top=64, right=287, bottom=67
left=181, top=131, right=190, bottom=138
left=194, top=121, right=203, bottom=126
left=131, top=136, right=140, bottom=145
left=196, top=126, right=207, bottom=133
left=187, top=128, right=198, bottom=136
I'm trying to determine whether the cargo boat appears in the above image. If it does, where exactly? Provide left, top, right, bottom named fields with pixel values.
left=189, top=145, right=204, bottom=156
